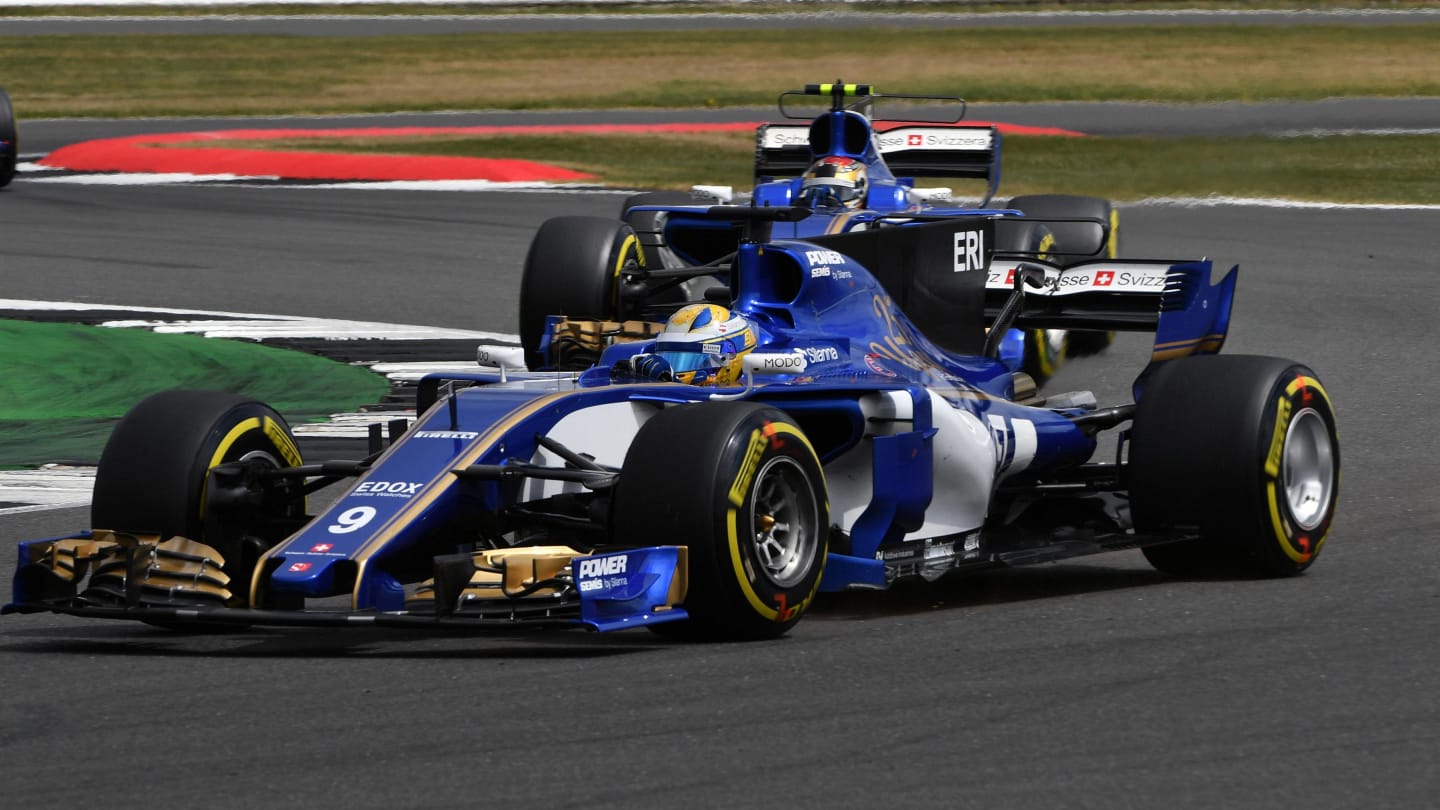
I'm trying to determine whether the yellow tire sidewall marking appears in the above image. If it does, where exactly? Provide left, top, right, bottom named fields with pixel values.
left=611, top=232, right=640, bottom=311
left=201, top=416, right=263, bottom=522
left=724, top=421, right=827, bottom=622
left=1264, top=375, right=1333, bottom=564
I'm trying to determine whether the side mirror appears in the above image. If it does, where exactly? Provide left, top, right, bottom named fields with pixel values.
left=476, top=345, right=528, bottom=371
left=742, top=351, right=809, bottom=377
left=709, top=351, right=808, bottom=401
left=692, top=185, right=734, bottom=203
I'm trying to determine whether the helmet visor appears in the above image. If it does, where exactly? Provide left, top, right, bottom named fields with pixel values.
left=800, top=178, right=864, bottom=205
left=657, top=349, right=715, bottom=373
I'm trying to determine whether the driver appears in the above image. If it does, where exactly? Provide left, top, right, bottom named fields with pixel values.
left=621, top=303, right=757, bottom=386
left=796, top=156, right=868, bottom=210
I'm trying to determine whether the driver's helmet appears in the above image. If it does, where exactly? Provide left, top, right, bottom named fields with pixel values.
left=654, top=303, right=757, bottom=386
left=798, top=156, right=868, bottom=210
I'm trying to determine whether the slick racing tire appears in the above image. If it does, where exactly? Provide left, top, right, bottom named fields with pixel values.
left=519, top=216, right=643, bottom=370
left=1003, top=194, right=1118, bottom=268
left=994, top=218, right=1066, bottom=385
left=612, top=402, right=829, bottom=641
left=620, top=191, right=693, bottom=271
left=1129, top=356, right=1340, bottom=578
left=0, top=86, right=16, bottom=188
left=91, top=390, right=307, bottom=597
left=619, top=190, right=694, bottom=218
left=1006, top=194, right=1118, bottom=357
left=619, top=191, right=694, bottom=224
left=1023, top=329, right=1068, bottom=385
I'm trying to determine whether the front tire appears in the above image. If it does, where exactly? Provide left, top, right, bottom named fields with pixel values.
left=1129, top=356, right=1340, bottom=577
left=1005, top=194, right=1118, bottom=356
left=620, top=190, right=693, bottom=270
left=518, top=216, right=643, bottom=369
left=91, top=390, right=306, bottom=596
left=612, top=402, right=829, bottom=640
left=994, top=218, right=1066, bottom=384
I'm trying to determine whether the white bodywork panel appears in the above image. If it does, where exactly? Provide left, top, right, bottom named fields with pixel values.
left=524, top=401, right=652, bottom=501
left=825, top=390, right=997, bottom=540
left=524, top=388, right=1005, bottom=540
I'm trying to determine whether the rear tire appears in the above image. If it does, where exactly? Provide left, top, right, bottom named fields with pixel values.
left=612, top=402, right=829, bottom=641
left=92, top=390, right=306, bottom=595
left=518, top=216, right=643, bottom=369
left=1129, top=356, right=1339, bottom=577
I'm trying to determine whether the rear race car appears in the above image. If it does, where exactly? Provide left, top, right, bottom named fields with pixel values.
left=522, top=82, right=1117, bottom=381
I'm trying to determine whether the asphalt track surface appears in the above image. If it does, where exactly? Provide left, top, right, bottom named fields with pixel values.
left=3, top=180, right=1439, bottom=808
left=17, top=97, right=1440, bottom=161
left=4, top=4, right=1440, bottom=794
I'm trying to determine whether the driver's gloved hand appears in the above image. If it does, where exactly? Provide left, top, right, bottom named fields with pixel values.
left=629, top=353, right=674, bottom=382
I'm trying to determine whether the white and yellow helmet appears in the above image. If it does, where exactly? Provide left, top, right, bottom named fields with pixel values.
left=655, top=304, right=757, bottom=386
left=798, top=156, right=868, bottom=210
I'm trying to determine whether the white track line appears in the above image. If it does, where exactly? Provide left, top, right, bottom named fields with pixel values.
left=0, top=468, right=95, bottom=516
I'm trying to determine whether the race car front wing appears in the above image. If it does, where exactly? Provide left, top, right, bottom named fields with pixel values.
left=4, top=532, right=690, bottom=633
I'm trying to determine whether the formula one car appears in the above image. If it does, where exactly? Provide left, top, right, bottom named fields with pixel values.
left=1, top=86, right=17, bottom=187
left=5, top=203, right=1339, bottom=641
left=521, top=82, right=1117, bottom=381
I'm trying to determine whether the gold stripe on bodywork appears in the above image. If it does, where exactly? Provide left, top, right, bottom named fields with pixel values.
left=250, top=391, right=569, bottom=607
left=825, top=212, right=860, bottom=235
left=1151, top=334, right=1227, bottom=362
left=346, top=390, right=582, bottom=608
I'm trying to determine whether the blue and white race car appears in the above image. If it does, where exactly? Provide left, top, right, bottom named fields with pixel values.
left=522, top=82, right=1117, bottom=381
left=6, top=201, right=1339, bottom=641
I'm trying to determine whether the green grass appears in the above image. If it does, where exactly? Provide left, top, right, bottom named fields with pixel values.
left=0, top=321, right=389, bottom=467
left=4, top=24, right=1440, bottom=117
left=239, top=130, right=1440, bottom=204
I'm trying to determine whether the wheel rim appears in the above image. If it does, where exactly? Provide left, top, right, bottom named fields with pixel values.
left=236, top=449, right=282, bottom=467
left=748, top=456, right=820, bottom=588
left=1282, top=408, right=1335, bottom=531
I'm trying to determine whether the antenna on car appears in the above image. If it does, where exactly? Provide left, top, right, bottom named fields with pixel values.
left=805, top=80, right=874, bottom=112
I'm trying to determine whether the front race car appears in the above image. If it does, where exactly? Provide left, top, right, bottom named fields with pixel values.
left=6, top=206, right=1339, bottom=641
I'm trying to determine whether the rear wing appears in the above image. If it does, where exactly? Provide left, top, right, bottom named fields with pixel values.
left=754, top=122, right=1002, bottom=202
left=984, top=258, right=1238, bottom=363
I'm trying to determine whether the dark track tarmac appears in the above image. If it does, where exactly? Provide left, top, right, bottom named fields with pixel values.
left=15, top=95, right=1440, bottom=160
left=2, top=7, right=1438, bottom=798
left=1, top=181, right=1437, bottom=809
